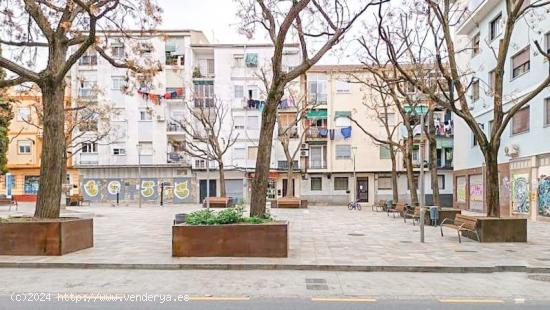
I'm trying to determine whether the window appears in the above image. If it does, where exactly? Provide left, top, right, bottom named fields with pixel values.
left=511, top=47, right=530, bottom=78
left=307, top=74, right=327, bottom=104
left=488, top=120, right=494, bottom=135
left=378, top=176, right=392, bottom=190
left=471, top=79, right=480, bottom=101
left=438, top=175, right=446, bottom=190
left=111, top=44, right=125, bottom=59
left=247, top=116, right=259, bottom=129
left=113, top=148, right=126, bottom=156
left=234, top=116, right=245, bottom=130
left=206, top=59, right=215, bottom=75
left=193, top=82, right=214, bottom=107
left=79, top=80, right=97, bottom=98
left=311, top=177, right=322, bottom=191
left=379, top=145, right=391, bottom=159
left=278, top=160, right=298, bottom=170
left=166, top=87, right=184, bottom=99
left=81, top=142, right=97, bottom=153
left=545, top=98, right=550, bottom=126
left=140, top=110, right=153, bottom=121
left=24, top=176, right=39, bottom=194
left=309, top=145, right=327, bottom=169
left=334, top=113, right=352, bottom=127
left=488, top=70, right=496, bottom=93
left=247, top=146, right=258, bottom=160
left=472, top=133, right=478, bottom=146
left=112, top=76, right=125, bottom=91
left=233, top=54, right=244, bottom=67
left=17, top=107, right=31, bottom=122
left=546, top=32, right=550, bottom=55
left=334, top=177, right=349, bottom=190
left=233, top=147, right=246, bottom=160
left=17, top=140, right=31, bottom=154
left=380, top=112, right=396, bottom=126
left=489, top=13, right=502, bottom=40
left=335, top=80, right=351, bottom=93
left=335, top=145, right=351, bottom=159
left=512, top=106, right=530, bottom=135
left=79, top=50, right=97, bottom=65
left=472, top=33, right=480, bottom=56
left=234, top=85, right=244, bottom=98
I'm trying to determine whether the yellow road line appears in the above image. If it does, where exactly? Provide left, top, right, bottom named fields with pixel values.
left=187, top=296, right=250, bottom=301
left=311, top=297, right=376, bottom=302
left=439, top=298, right=504, bottom=304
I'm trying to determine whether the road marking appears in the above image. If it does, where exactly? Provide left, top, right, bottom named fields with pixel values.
left=311, top=297, right=376, bottom=303
left=439, top=298, right=504, bottom=304
left=514, top=298, right=526, bottom=304
left=187, top=296, right=250, bottom=301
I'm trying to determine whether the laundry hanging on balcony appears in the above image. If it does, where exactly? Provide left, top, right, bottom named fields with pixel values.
left=137, top=87, right=184, bottom=104
left=340, top=126, right=352, bottom=139
left=245, top=53, right=258, bottom=67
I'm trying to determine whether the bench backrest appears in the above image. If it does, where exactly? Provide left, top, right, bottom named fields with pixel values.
left=454, top=214, right=478, bottom=230
left=395, top=203, right=406, bottom=212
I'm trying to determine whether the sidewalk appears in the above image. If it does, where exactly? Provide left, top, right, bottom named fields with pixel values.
left=1, top=202, right=550, bottom=272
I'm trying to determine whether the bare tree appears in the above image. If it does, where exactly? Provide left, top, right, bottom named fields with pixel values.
left=347, top=72, right=402, bottom=203
left=173, top=98, right=238, bottom=198
left=371, top=0, right=550, bottom=216
left=237, top=0, right=386, bottom=217
left=0, top=0, right=162, bottom=218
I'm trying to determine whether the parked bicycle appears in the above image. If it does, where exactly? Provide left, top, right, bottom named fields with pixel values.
left=348, top=200, right=362, bottom=210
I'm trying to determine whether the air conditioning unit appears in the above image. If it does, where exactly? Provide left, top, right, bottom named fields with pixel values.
left=300, top=149, right=309, bottom=157
left=300, top=143, right=308, bottom=150
left=504, top=144, right=519, bottom=157
left=156, top=115, right=165, bottom=122
left=301, top=174, right=309, bottom=180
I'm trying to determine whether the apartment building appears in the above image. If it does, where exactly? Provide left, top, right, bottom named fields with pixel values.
left=189, top=43, right=302, bottom=202
left=1, top=88, right=79, bottom=201
left=454, top=0, right=550, bottom=219
left=300, top=65, right=454, bottom=205
left=71, top=30, right=209, bottom=203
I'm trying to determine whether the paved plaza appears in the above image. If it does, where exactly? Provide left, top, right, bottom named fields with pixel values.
left=1, top=202, right=550, bottom=269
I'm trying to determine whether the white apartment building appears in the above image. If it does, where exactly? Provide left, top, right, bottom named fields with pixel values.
left=71, top=30, right=209, bottom=203
left=189, top=43, right=302, bottom=202
left=454, top=0, right=550, bottom=219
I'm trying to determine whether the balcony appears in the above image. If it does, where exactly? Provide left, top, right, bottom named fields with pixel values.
left=278, top=126, right=298, bottom=138
left=167, top=122, right=185, bottom=134
left=79, top=153, right=98, bottom=165
left=307, top=93, right=328, bottom=105
left=278, top=160, right=299, bottom=170
left=305, top=126, right=328, bottom=139
left=309, top=160, right=327, bottom=169
left=167, top=152, right=188, bottom=164
left=193, top=98, right=215, bottom=109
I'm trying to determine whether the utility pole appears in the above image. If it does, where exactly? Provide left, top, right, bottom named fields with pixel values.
left=137, top=144, right=142, bottom=209
left=419, top=112, right=426, bottom=243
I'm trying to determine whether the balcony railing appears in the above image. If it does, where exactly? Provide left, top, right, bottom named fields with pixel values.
left=167, top=152, right=187, bottom=164
left=79, top=153, right=98, bottom=165
left=278, top=160, right=299, bottom=170
left=167, top=122, right=185, bottom=133
left=193, top=98, right=215, bottom=108
left=307, top=93, right=327, bottom=105
left=309, top=160, right=327, bottom=169
left=306, top=126, right=328, bottom=139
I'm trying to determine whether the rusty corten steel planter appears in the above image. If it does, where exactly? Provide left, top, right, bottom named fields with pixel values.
left=461, top=217, right=527, bottom=242
left=172, top=221, right=288, bottom=257
left=0, top=218, right=93, bottom=255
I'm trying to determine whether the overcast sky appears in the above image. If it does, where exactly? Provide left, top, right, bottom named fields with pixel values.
left=156, top=0, right=363, bottom=64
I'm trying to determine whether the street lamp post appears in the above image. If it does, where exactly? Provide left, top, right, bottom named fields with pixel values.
left=137, top=144, right=142, bottom=209
left=352, top=146, right=357, bottom=202
left=419, top=112, right=426, bottom=243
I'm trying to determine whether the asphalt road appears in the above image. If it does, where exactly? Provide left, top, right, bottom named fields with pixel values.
left=1, top=297, right=549, bottom=310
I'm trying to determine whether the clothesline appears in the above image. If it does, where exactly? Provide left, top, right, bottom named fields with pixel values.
left=137, top=88, right=184, bottom=104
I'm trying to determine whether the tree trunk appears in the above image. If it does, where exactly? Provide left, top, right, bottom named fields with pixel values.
left=286, top=161, right=294, bottom=197
left=218, top=161, right=226, bottom=197
left=427, top=110, right=440, bottom=206
left=405, top=135, right=419, bottom=206
left=484, top=148, right=500, bottom=217
left=250, top=89, right=283, bottom=217
left=390, top=148, right=399, bottom=203
left=34, top=81, right=66, bottom=218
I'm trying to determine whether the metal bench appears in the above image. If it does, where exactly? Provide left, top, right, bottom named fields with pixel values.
left=0, top=198, right=17, bottom=211
left=440, top=214, right=480, bottom=243
left=372, top=200, right=386, bottom=212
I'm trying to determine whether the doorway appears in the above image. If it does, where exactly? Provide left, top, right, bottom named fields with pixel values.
left=199, top=179, right=217, bottom=202
left=282, top=179, right=296, bottom=197
left=356, top=178, right=368, bottom=202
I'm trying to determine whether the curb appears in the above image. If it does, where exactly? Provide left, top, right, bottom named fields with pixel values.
left=0, top=262, right=549, bottom=273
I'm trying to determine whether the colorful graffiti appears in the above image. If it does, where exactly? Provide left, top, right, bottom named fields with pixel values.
left=512, top=174, right=530, bottom=214
left=81, top=178, right=195, bottom=203
left=539, top=176, right=550, bottom=217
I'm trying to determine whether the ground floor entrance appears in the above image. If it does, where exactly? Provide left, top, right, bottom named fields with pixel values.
left=356, top=177, right=369, bottom=202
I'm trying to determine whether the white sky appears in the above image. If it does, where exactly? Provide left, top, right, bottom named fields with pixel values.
left=156, top=0, right=363, bottom=64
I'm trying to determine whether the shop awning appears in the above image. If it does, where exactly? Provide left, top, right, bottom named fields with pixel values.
left=307, top=109, right=327, bottom=120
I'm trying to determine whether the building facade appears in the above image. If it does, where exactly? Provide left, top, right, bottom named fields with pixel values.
left=454, top=0, right=550, bottom=219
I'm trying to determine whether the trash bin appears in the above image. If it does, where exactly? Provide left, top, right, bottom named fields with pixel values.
left=386, top=200, right=393, bottom=211
left=429, top=206, right=439, bottom=226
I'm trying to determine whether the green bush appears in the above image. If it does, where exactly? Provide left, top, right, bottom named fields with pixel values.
left=184, top=207, right=273, bottom=225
